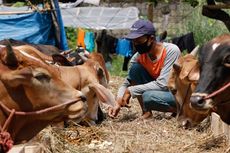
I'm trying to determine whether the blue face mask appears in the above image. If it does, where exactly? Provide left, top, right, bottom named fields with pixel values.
left=134, top=39, right=152, bottom=54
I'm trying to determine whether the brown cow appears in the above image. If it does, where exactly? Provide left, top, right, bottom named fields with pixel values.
left=0, top=38, right=61, bottom=55
left=168, top=46, right=210, bottom=128
left=15, top=45, right=115, bottom=126
left=0, top=44, right=87, bottom=150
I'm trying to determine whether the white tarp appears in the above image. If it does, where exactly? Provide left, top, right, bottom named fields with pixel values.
left=61, top=7, right=139, bottom=29
left=59, top=0, right=100, bottom=8
left=84, top=0, right=100, bottom=5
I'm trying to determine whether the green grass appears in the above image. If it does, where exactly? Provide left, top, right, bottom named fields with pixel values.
left=65, top=27, right=77, bottom=49
left=109, top=55, right=128, bottom=77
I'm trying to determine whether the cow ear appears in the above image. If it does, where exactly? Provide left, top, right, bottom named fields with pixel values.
left=179, top=60, right=198, bottom=80
left=52, top=54, right=73, bottom=66
left=188, top=63, right=200, bottom=81
left=223, top=54, right=230, bottom=68
left=88, top=83, right=116, bottom=107
left=96, top=66, right=108, bottom=88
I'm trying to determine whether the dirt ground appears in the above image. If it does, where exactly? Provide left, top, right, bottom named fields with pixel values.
left=35, top=76, right=229, bottom=153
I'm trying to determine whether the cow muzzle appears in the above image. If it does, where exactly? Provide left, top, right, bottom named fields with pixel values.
left=180, top=119, right=193, bottom=129
left=67, top=95, right=88, bottom=120
left=190, top=93, right=213, bottom=113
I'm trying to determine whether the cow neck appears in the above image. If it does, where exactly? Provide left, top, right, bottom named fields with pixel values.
left=0, top=99, right=81, bottom=132
left=70, top=66, right=81, bottom=90
left=0, top=99, right=81, bottom=152
left=75, top=66, right=81, bottom=90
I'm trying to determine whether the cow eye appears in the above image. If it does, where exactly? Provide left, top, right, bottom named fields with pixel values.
left=34, top=73, right=50, bottom=82
left=223, top=55, right=230, bottom=67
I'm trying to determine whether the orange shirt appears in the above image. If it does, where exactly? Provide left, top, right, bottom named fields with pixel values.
left=137, top=48, right=167, bottom=79
left=77, top=28, right=86, bottom=48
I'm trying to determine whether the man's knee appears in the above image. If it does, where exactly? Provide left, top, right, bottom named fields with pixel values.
left=128, top=63, right=144, bottom=79
left=142, top=90, right=176, bottom=112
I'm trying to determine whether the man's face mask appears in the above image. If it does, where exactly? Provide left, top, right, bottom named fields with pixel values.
left=134, top=38, right=152, bottom=54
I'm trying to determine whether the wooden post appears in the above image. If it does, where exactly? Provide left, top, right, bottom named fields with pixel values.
left=147, top=3, right=153, bottom=22
left=211, top=112, right=230, bottom=144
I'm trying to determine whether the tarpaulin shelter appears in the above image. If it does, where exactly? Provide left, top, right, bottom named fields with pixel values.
left=0, top=0, right=68, bottom=50
left=61, top=6, right=139, bottom=30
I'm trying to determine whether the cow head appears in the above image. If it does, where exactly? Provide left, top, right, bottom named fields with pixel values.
left=52, top=52, right=110, bottom=87
left=0, top=44, right=87, bottom=144
left=190, top=34, right=230, bottom=124
left=168, top=46, right=209, bottom=128
left=51, top=52, right=115, bottom=126
left=74, top=59, right=114, bottom=125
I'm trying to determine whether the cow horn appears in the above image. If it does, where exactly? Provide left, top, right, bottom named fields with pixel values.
left=190, top=45, right=199, bottom=56
left=5, top=40, right=18, bottom=67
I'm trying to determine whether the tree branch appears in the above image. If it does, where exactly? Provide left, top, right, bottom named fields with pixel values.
left=202, top=0, right=230, bottom=31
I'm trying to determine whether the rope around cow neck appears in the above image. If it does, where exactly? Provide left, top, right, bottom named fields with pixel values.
left=0, top=98, right=83, bottom=152
left=204, top=82, right=230, bottom=100
left=0, top=109, right=14, bottom=153
left=0, top=99, right=81, bottom=116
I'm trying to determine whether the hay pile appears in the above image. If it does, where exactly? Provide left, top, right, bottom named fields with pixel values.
left=35, top=76, right=229, bottom=153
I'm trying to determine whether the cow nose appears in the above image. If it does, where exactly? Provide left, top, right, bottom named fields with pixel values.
left=80, top=95, right=87, bottom=102
left=182, top=119, right=192, bottom=129
left=190, top=95, right=204, bottom=108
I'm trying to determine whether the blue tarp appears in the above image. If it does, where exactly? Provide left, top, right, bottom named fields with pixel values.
left=0, top=12, right=57, bottom=46
left=0, top=0, right=69, bottom=50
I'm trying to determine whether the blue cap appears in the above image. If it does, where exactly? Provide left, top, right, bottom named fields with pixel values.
left=125, top=19, right=156, bottom=39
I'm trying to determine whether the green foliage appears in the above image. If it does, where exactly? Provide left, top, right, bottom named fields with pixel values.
left=109, top=55, right=128, bottom=77
left=65, top=27, right=77, bottom=49
left=12, top=2, right=26, bottom=7
left=184, top=6, right=229, bottom=45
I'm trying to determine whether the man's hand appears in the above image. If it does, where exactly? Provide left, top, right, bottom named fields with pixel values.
left=108, top=88, right=132, bottom=118
left=108, top=104, right=121, bottom=118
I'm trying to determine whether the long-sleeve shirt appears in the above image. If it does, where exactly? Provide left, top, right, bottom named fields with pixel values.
left=117, top=42, right=181, bottom=98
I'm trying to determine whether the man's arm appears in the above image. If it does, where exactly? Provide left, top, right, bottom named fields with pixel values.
left=116, top=52, right=139, bottom=98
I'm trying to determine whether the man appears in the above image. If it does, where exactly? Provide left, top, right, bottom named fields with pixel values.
left=109, top=19, right=181, bottom=119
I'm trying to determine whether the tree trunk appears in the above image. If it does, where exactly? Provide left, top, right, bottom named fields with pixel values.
left=147, top=3, right=153, bottom=22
